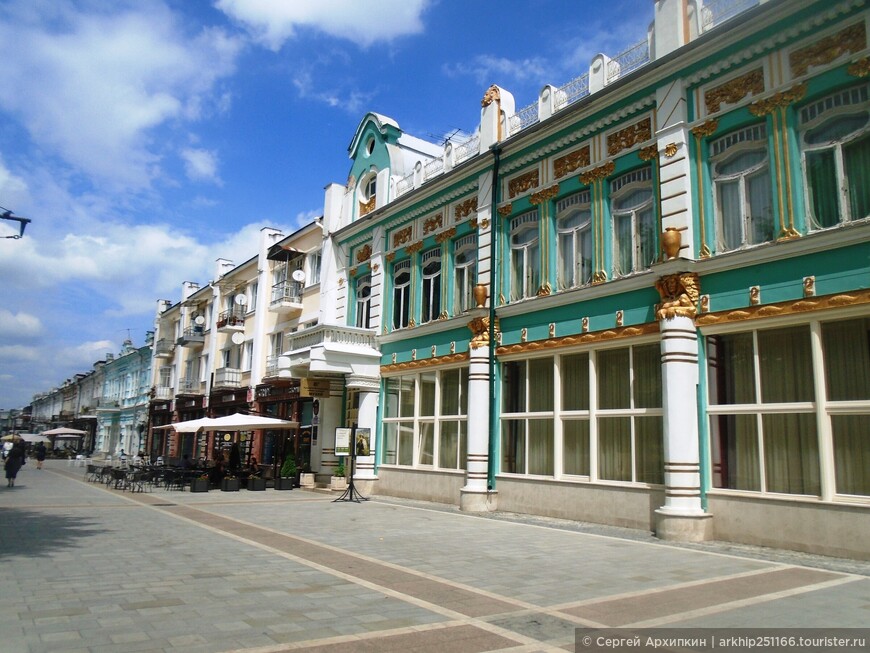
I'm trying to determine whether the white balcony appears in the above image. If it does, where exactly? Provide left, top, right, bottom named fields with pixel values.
left=154, top=338, right=174, bottom=358
left=176, top=326, right=205, bottom=347
left=214, top=367, right=242, bottom=389
left=263, top=354, right=292, bottom=380
left=216, top=309, right=245, bottom=333
left=269, top=280, right=303, bottom=316
left=154, top=386, right=173, bottom=400
left=284, top=324, right=380, bottom=377
left=177, top=378, right=202, bottom=395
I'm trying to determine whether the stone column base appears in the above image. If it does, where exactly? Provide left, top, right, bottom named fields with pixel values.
left=460, top=489, right=498, bottom=513
left=353, top=479, right=376, bottom=497
left=654, top=509, right=713, bottom=542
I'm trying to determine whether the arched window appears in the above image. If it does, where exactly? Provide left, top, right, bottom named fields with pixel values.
left=556, top=191, right=592, bottom=289
left=611, top=167, right=656, bottom=275
left=421, top=249, right=441, bottom=323
left=392, top=260, right=411, bottom=329
left=453, top=235, right=477, bottom=314
left=355, top=274, right=372, bottom=329
left=510, top=210, right=540, bottom=301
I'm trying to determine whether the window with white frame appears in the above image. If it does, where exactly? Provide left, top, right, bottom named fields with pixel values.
left=510, top=210, right=540, bottom=301
left=355, top=274, right=372, bottom=329
left=392, top=259, right=411, bottom=329
left=307, top=249, right=322, bottom=286
left=556, top=191, right=593, bottom=289
left=453, top=234, right=477, bottom=314
left=382, top=368, right=468, bottom=469
left=500, top=344, right=663, bottom=483
left=707, top=316, right=870, bottom=498
left=421, top=248, right=442, bottom=323
left=710, top=124, right=773, bottom=251
left=242, top=341, right=253, bottom=372
left=611, top=167, right=656, bottom=276
left=800, top=84, right=870, bottom=230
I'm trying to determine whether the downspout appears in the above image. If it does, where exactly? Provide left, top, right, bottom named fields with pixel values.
left=487, top=144, right=501, bottom=490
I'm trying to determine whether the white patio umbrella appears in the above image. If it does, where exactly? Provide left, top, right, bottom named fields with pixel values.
left=19, top=433, right=51, bottom=443
left=41, top=427, right=88, bottom=436
left=204, top=413, right=298, bottom=431
left=153, top=417, right=216, bottom=433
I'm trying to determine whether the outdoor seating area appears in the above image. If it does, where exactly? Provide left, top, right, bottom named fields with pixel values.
left=83, top=460, right=285, bottom=494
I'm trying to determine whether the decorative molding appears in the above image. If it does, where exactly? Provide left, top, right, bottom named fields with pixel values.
left=423, top=213, right=443, bottom=235
left=579, top=161, right=615, bottom=185
left=748, top=83, right=808, bottom=116
left=790, top=21, right=866, bottom=77
left=497, top=203, right=514, bottom=217
left=848, top=57, right=870, bottom=77
left=704, top=68, right=764, bottom=114
left=691, top=119, right=719, bottom=138
left=468, top=316, right=499, bottom=349
left=404, top=241, right=423, bottom=255
left=434, top=227, right=457, bottom=244
left=508, top=170, right=540, bottom=198
left=696, top=290, right=870, bottom=327
left=521, top=327, right=528, bottom=343
left=536, top=282, right=552, bottom=297
left=480, top=217, right=490, bottom=230
left=454, top=197, right=478, bottom=221
left=392, top=226, right=413, bottom=249
left=481, top=84, right=500, bottom=107
left=385, top=252, right=396, bottom=262
left=639, top=145, right=658, bottom=161
left=606, top=118, right=652, bottom=156
left=348, top=266, right=358, bottom=277
left=664, top=142, right=679, bottom=158
left=355, top=244, right=372, bottom=263
left=497, top=322, right=659, bottom=356
left=700, top=295, right=710, bottom=314
left=530, top=184, right=560, bottom=205
left=803, top=276, right=816, bottom=298
left=553, top=146, right=590, bottom=179
left=381, top=352, right=470, bottom=374
left=749, top=286, right=761, bottom=305
left=549, top=323, right=556, bottom=338
left=581, top=317, right=589, bottom=333
left=359, top=196, right=376, bottom=216
left=615, top=310, right=624, bottom=327
left=655, top=273, right=701, bottom=320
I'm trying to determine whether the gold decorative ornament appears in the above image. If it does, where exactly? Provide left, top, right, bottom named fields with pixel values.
left=470, top=217, right=479, bottom=230
left=480, top=218, right=490, bottom=229
left=848, top=57, right=870, bottom=78
left=337, top=278, right=344, bottom=287
left=661, top=227, right=682, bottom=260
left=498, top=293, right=506, bottom=306
left=530, top=184, right=560, bottom=205
left=553, top=146, right=590, bottom=178
left=408, top=318, right=416, bottom=328
left=749, top=286, right=761, bottom=305
left=359, top=196, right=376, bottom=216
left=606, top=118, right=652, bottom=156
left=508, top=170, right=540, bottom=198
left=803, top=277, right=816, bottom=297
left=582, top=317, right=589, bottom=332
left=496, top=322, right=659, bottom=356
left=638, top=145, right=658, bottom=161
left=696, top=290, right=870, bottom=327
left=454, top=197, right=478, bottom=220
left=749, top=83, right=807, bottom=116
left=372, top=263, right=379, bottom=272
left=790, top=22, right=866, bottom=77
left=536, top=282, right=552, bottom=297
left=664, top=143, right=679, bottom=158
left=497, top=204, right=513, bottom=217
left=393, top=226, right=413, bottom=248
left=580, top=161, right=615, bottom=185
left=349, top=266, right=358, bottom=277
left=468, top=316, right=499, bottom=349
left=356, top=244, right=372, bottom=263
left=435, top=227, right=457, bottom=244
left=704, top=68, right=764, bottom=114
left=438, top=311, right=449, bottom=320
left=404, top=241, right=423, bottom=255
left=481, top=84, right=501, bottom=107
left=655, top=272, right=701, bottom=320
left=423, top=213, right=443, bottom=235
left=691, top=119, right=719, bottom=138
left=385, top=252, right=396, bottom=262
left=549, top=323, right=556, bottom=338
left=521, top=328, right=528, bottom=343
left=381, top=351, right=470, bottom=373
left=615, top=310, right=624, bottom=327
left=592, top=270, right=608, bottom=284
left=700, top=295, right=710, bottom=313
left=473, top=283, right=488, bottom=308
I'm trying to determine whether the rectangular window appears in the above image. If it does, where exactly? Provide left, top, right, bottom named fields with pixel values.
left=307, top=250, right=322, bottom=286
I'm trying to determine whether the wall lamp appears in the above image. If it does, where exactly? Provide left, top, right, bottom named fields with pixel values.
left=1, top=207, right=31, bottom=239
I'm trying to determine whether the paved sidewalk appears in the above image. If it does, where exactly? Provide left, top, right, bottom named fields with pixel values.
left=0, top=460, right=867, bottom=653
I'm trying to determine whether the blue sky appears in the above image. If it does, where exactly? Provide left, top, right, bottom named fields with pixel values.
left=0, top=0, right=652, bottom=409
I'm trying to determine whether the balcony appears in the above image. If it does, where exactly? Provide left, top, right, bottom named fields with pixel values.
left=213, top=367, right=242, bottom=389
left=216, top=308, right=245, bottom=332
left=154, top=338, right=174, bottom=358
left=176, top=326, right=205, bottom=347
left=176, top=378, right=202, bottom=395
left=269, top=280, right=303, bottom=316
left=154, top=386, right=173, bottom=400
left=284, top=324, right=380, bottom=377
left=263, top=354, right=291, bottom=381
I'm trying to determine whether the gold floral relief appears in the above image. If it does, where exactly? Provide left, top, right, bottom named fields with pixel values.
left=790, top=22, right=866, bottom=78
left=454, top=197, right=478, bottom=221
left=404, top=241, right=423, bottom=256
left=385, top=252, right=396, bottom=262
left=423, top=213, right=443, bottom=235
left=748, top=83, right=807, bottom=116
left=434, top=227, right=457, bottom=244
left=638, top=145, right=658, bottom=161
left=695, top=290, right=870, bottom=327
left=606, top=118, right=652, bottom=157
left=508, top=170, right=539, bottom=198
left=579, top=161, right=615, bottom=185
left=529, top=184, right=560, bottom=206
left=497, top=203, right=513, bottom=217
left=704, top=68, right=764, bottom=114
left=355, top=244, right=372, bottom=263
left=359, top=196, right=376, bottom=216
left=553, top=146, right=591, bottom=179
left=496, top=322, right=659, bottom=356
left=392, top=226, right=413, bottom=248
left=691, top=119, right=719, bottom=139
left=848, top=57, right=870, bottom=78
left=381, top=352, right=470, bottom=373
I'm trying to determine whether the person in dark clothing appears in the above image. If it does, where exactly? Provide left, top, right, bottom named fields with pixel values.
left=5, top=442, right=26, bottom=487
left=35, top=442, right=47, bottom=470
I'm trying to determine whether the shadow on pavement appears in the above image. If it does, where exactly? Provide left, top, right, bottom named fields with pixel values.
left=0, top=507, right=107, bottom=559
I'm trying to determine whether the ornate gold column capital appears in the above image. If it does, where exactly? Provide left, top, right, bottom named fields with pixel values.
left=655, top=273, right=701, bottom=320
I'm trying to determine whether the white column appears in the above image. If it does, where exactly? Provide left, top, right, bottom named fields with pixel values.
left=346, top=374, right=379, bottom=481
left=460, top=342, right=496, bottom=511
left=655, top=314, right=711, bottom=541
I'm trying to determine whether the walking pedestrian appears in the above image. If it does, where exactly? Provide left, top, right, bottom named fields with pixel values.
left=35, top=442, right=47, bottom=470
left=4, top=441, right=26, bottom=487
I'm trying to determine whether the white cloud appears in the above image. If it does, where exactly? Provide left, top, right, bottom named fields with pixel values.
left=216, top=0, right=430, bottom=49
left=291, top=68, right=372, bottom=114
left=0, top=310, right=43, bottom=338
left=0, top=1, right=243, bottom=192
left=0, top=344, right=40, bottom=362
left=181, top=148, right=222, bottom=185
left=443, top=54, right=548, bottom=86
left=59, top=340, right=118, bottom=368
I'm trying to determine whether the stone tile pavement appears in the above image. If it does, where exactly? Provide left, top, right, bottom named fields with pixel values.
left=0, top=460, right=867, bottom=652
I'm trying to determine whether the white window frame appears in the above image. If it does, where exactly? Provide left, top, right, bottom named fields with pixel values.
left=556, top=191, right=593, bottom=289
left=509, top=210, right=540, bottom=301
left=421, top=248, right=442, bottom=324
left=355, top=274, right=372, bottom=329
left=453, top=234, right=477, bottom=314
left=392, top=259, right=411, bottom=329
left=610, top=167, right=656, bottom=276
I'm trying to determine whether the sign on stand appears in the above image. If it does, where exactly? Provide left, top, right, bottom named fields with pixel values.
left=335, top=428, right=351, bottom=456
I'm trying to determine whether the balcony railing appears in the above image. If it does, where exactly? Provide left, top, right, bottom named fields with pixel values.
left=214, top=367, right=242, bottom=388
left=154, top=386, right=173, bottom=400
left=216, top=308, right=245, bottom=331
left=177, top=378, right=201, bottom=394
left=264, top=355, right=282, bottom=378
left=269, top=281, right=303, bottom=314
left=176, top=325, right=205, bottom=347
left=286, top=324, right=378, bottom=353
left=154, top=338, right=174, bottom=357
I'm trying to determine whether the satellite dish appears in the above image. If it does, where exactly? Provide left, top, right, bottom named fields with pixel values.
left=291, top=269, right=305, bottom=283
left=194, top=315, right=205, bottom=325
left=231, top=332, right=245, bottom=345
left=234, top=293, right=247, bottom=306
